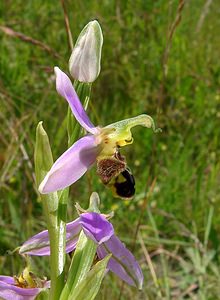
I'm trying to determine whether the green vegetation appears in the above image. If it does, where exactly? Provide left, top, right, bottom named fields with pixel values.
left=0, top=0, right=220, bottom=299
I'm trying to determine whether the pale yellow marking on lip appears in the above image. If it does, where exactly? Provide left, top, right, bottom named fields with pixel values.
left=96, top=114, right=160, bottom=158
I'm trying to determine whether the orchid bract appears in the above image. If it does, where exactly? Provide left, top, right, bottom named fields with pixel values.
left=39, top=67, right=159, bottom=194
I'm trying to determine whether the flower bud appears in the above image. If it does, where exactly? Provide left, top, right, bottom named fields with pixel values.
left=69, top=20, right=103, bottom=83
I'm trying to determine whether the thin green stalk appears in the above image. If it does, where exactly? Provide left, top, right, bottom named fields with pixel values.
left=147, top=206, right=170, bottom=299
left=42, top=196, right=65, bottom=300
left=204, top=205, right=214, bottom=251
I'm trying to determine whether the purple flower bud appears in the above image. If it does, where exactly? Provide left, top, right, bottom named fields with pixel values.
left=69, top=20, right=103, bottom=83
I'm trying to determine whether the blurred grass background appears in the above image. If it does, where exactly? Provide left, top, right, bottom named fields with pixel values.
left=0, top=0, right=220, bottom=299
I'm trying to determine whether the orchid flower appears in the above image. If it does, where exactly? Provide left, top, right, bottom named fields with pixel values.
left=0, top=268, right=50, bottom=300
left=39, top=67, right=158, bottom=194
left=20, top=212, right=143, bottom=289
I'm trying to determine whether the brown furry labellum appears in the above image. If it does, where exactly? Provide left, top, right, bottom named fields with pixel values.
left=97, top=152, right=135, bottom=199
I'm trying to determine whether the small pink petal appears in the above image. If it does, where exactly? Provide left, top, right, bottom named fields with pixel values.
left=0, top=276, right=50, bottom=300
left=54, top=67, right=99, bottom=134
left=79, top=212, right=114, bottom=244
left=19, top=219, right=81, bottom=256
left=97, top=235, right=143, bottom=289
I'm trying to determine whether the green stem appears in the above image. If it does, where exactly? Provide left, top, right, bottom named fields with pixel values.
left=42, top=195, right=65, bottom=300
left=147, top=206, right=170, bottom=299
left=204, top=205, right=214, bottom=251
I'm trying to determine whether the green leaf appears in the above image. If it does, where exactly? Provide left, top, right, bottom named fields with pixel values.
left=60, top=231, right=97, bottom=300
left=35, top=121, right=54, bottom=186
left=68, top=254, right=111, bottom=300
left=35, top=122, right=64, bottom=300
left=35, top=121, right=58, bottom=225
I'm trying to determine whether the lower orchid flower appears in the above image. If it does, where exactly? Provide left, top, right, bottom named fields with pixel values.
left=0, top=268, right=50, bottom=300
left=19, top=211, right=143, bottom=289
left=39, top=66, right=159, bottom=194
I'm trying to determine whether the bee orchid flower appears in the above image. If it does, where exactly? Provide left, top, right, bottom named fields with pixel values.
left=0, top=269, right=50, bottom=300
left=20, top=212, right=143, bottom=289
left=39, top=67, right=158, bottom=194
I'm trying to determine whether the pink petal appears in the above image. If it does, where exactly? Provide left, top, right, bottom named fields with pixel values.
left=0, top=276, right=50, bottom=300
left=97, top=235, right=143, bottom=289
left=54, top=67, right=99, bottom=134
left=39, top=135, right=99, bottom=193
left=79, top=213, right=114, bottom=244
left=19, top=219, right=81, bottom=256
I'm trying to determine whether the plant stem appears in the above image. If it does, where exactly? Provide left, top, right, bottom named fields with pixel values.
left=42, top=195, right=65, bottom=300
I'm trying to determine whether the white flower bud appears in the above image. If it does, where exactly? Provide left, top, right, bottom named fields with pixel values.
left=69, top=20, right=103, bottom=83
